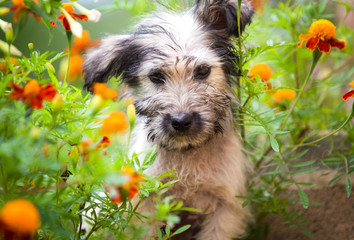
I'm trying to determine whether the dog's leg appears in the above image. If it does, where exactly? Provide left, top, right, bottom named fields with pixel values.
left=196, top=201, right=248, bottom=240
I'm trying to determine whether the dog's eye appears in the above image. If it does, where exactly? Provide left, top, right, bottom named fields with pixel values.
left=194, top=65, right=211, bottom=80
left=148, top=71, right=165, bottom=84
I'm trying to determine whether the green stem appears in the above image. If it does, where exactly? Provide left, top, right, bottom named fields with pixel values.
left=280, top=49, right=322, bottom=130
left=84, top=222, right=99, bottom=240
left=236, top=0, right=245, bottom=140
left=294, top=102, right=354, bottom=148
left=64, top=31, right=72, bottom=84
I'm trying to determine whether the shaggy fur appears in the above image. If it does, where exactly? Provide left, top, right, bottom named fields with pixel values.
left=84, top=1, right=254, bottom=239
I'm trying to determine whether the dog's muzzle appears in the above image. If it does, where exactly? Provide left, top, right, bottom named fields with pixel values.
left=164, top=112, right=201, bottom=134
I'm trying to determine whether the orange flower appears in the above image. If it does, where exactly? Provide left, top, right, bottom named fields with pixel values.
left=0, top=199, right=41, bottom=235
left=69, top=137, right=110, bottom=161
left=273, top=89, right=296, bottom=102
left=57, top=3, right=88, bottom=32
left=249, top=0, right=268, bottom=13
left=67, top=54, right=84, bottom=82
left=100, top=112, right=129, bottom=135
left=69, top=30, right=100, bottom=55
left=298, top=19, right=345, bottom=53
left=10, top=0, right=41, bottom=23
left=0, top=58, right=17, bottom=72
left=248, top=63, right=273, bottom=82
left=342, top=80, right=354, bottom=101
left=93, top=83, right=118, bottom=100
left=105, top=166, right=145, bottom=204
left=9, top=80, right=57, bottom=109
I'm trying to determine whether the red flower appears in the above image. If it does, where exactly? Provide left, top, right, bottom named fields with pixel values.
left=342, top=80, right=354, bottom=101
left=57, top=3, right=88, bottom=32
left=9, top=80, right=57, bottom=109
left=298, top=19, right=345, bottom=53
left=105, top=166, right=145, bottom=204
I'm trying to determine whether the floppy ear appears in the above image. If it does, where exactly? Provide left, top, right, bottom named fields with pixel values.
left=83, top=35, right=141, bottom=91
left=194, top=0, right=254, bottom=39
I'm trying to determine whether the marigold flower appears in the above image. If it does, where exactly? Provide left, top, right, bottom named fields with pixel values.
left=70, top=30, right=99, bottom=55
left=342, top=80, right=354, bottom=101
left=93, top=83, right=118, bottom=100
left=10, top=0, right=41, bottom=23
left=0, top=199, right=41, bottom=235
left=9, top=80, right=57, bottom=109
left=67, top=54, right=84, bottom=82
left=57, top=3, right=88, bottom=32
left=105, top=166, right=145, bottom=204
left=248, top=63, right=273, bottom=82
left=298, top=19, right=345, bottom=53
left=0, top=57, right=17, bottom=72
left=273, top=89, right=296, bottom=102
left=100, top=111, right=129, bottom=135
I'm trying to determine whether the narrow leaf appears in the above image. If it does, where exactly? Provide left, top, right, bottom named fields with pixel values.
left=297, top=187, right=309, bottom=209
left=172, top=225, right=191, bottom=235
left=290, top=160, right=316, bottom=168
left=269, top=135, right=280, bottom=152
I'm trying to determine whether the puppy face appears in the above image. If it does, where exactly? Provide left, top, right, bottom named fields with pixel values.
left=84, top=0, right=253, bottom=151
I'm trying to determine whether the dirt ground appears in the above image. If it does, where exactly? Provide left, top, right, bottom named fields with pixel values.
left=265, top=172, right=354, bottom=240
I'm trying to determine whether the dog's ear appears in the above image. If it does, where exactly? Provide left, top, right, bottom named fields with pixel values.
left=83, top=35, right=141, bottom=91
left=194, top=0, right=253, bottom=39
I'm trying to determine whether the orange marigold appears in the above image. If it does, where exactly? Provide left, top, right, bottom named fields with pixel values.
left=105, top=166, right=145, bottom=204
left=9, top=80, right=57, bottom=109
left=70, top=30, right=100, bottom=55
left=10, top=0, right=41, bottom=23
left=67, top=54, right=84, bottom=82
left=93, top=83, right=118, bottom=100
left=342, top=80, right=354, bottom=101
left=0, top=199, right=41, bottom=235
left=100, top=111, right=129, bottom=135
left=57, top=3, right=88, bottom=32
left=273, top=89, right=296, bottom=102
left=298, top=19, right=345, bottom=53
left=248, top=63, right=273, bottom=82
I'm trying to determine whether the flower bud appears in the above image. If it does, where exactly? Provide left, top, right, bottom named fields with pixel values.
left=69, top=145, right=80, bottom=166
left=127, top=104, right=136, bottom=128
left=28, top=43, right=34, bottom=52
left=90, top=95, right=106, bottom=115
left=52, top=94, right=64, bottom=113
left=45, top=62, right=56, bottom=75
left=0, top=19, right=13, bottom=43
left=0, top=7, right=10, bottom=16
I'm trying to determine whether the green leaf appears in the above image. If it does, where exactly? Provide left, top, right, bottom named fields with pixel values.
left=156, top=227, right=162, bottom=239
left=346, top=176, right=352, bottom=198
left=269, top=135, right=280, bottom=152
left=297, top=187, right=309, bottom=209
left=328, top=172, right=345, bottom=185
left=292, top=167, right=319, bottom=175
left=171, top=225, right=191, bottom=236
left=290, top=160, right=316, bottom=168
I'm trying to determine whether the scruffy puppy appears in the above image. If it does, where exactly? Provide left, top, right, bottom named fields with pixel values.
left=84, top=0, right=253, bottom=239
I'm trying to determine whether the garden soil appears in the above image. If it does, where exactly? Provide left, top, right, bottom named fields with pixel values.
left=265, top=172, right=354, bottom=240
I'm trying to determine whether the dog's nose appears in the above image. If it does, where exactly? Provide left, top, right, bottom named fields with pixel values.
left=171, top=113, right=193, bottom=132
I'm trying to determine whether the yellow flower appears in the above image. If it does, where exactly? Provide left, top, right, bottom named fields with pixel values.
left=273, top=89, right=296, bottom=102
left=0, top=199, right=41, bottom=235
left=298, top=19, right=345, bottom=53
left=248, top=63, right=273, bottom=82
left=100, top=111, right=129, bottom=135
